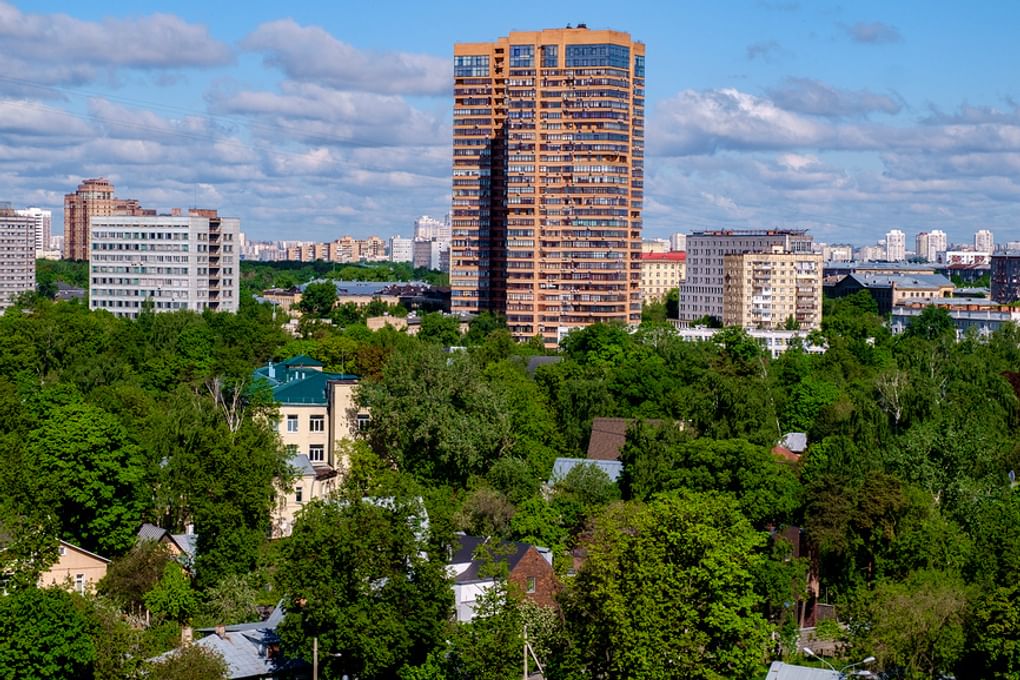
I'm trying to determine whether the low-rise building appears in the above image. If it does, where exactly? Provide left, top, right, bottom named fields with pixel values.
left=273, top=454, right=339, bottom=538
left=38, top=541, right=109, bottom=594
left=669, top=324, right=827, bottom=358
left=891, top=298, right=1020, bottom=339
left=826, top=273, right=954, bottom=315
left=254, top=355, right=366, bottom=470
left=639, top=252, right=686, bottom=303
left=448, top=534, right=557, bottom=622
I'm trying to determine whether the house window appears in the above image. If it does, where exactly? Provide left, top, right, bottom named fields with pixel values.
left=74, top=574, right=86, bottom=594
left=309, top=415, right=325, bottom=432
left=356, top=414, right=371, bottom=431
left=527, top=576, right=536, bottom=593
left=58, top=545, right=66, bottom=556
left=286, top=415, right=299, bottom=433
left=295, top=486, right=303, bottom=503
left=309, top=445, right=324, bottom=463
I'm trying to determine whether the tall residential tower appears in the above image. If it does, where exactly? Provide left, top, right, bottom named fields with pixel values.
left=64, top=178, right=153, bottom=261
left=451, top=26, right=645, bottom=345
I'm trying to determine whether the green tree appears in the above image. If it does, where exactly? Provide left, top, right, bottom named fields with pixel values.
left=144, top=564, right=198, bottom=625
left=298, top=281, right=338, bottom=318
left=560, top=492, right=768, bottom=679
left=97, top=540, right=175, bottom=614
left=31, top=402, right=145, bottom=555
left=849, top=570, right=970, bottom=680
left=276, top=494, right=453, bottom=679
left=144, top=644, right=229, bottom=680
left=965, top=585, right=1020, bottom=680
left=418, top=313, right=462, bottom=346
left=0, top=587, right=97, bottom=680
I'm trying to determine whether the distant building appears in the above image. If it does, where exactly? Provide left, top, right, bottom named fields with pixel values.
left=389, top=236, right=413, bottom=263
left=641, top=239, right=670, bottom=254
left=413, top=238, right=448, bottom=272
left=891, top=298, right=1020, bottom=339
left=927, top=229, right=947, bottom=262
left=885, top=229, right=906, bottom=262
left=640, top=252, right=685, bottom=303
left=64, top=178, right=153, bottom=260
left=669, top=324, right=827, bottom=358
left=822, top=244, right=853, bottom=262
left=827, top=273, right=954, bottom=315
left=414, top=215, right=449, bottom=242
left=89, top=209, right=239, bottom=318
left=915, top=231, right=930, bottom=262
left=0, top=204, right=36, bottom=308
left=678, top=229, right=813, bottom=324
left=975, top=229, right=994, bottom=253
left=857, top=244, right=886, bottom=262
left=991, top=251, right=1020, bottom=303
left=670, top=232, right=687, bottom=252
left=15, top=207, right=51, bottom=252
left=722, top=249, right=823, bottom=330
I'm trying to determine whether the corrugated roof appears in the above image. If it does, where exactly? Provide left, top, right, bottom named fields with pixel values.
left=641, top=251, right=686, bottom=261
left=551, top=458, right=623, bottom=483
left=765, top=662, right=839, bottom=680
left=847, top=273, right=953, bottom=290
left=253, top=357, right=358, bottom=406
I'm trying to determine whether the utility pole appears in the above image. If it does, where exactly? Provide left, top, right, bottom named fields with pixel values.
left=313, top=636, right=318, bottom=680
left=523, top=624, right=528, bottom=680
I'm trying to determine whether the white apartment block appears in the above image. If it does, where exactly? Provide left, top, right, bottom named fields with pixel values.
left=885, top=229, right=906, bottom=262
left=822, top=244, right=853, bottom=262
left=15, top=207, right=51, bottom=252
left=0, top=206, right=36, bottom=308
left=975, top=229, right=994, bottom=253
left=927, top=229, right=947, bottom=262
left=678, top=229, right=813, bottom=323
left=89, top=210, right=239, bottom=318
left=389, top=236, right=413, bottom=263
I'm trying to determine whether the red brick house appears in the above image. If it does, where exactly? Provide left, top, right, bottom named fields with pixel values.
left=448, top=534, right=558, bottom=621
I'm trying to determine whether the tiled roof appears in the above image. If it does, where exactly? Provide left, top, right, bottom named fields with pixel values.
left=587, top=417, right=663, bottom=461
left=641, top=252, right=686, bottom=262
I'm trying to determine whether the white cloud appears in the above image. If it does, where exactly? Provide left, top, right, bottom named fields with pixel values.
left=241, top=19, right=449, bottom=96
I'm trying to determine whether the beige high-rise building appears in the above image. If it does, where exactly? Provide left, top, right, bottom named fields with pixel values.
left=0, top=204, right=36, bottom=308
left=722, top=248, right=823, bottom=330
left=63, top=178, right=153, bottom=260
left=451, top=26, right=646, bottom=345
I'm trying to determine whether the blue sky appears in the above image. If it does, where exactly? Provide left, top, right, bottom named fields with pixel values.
left=4, top=1, right=1020, bottom=247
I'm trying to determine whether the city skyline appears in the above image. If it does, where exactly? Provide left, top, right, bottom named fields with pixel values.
left=3, top=1, right=1020, bottom=245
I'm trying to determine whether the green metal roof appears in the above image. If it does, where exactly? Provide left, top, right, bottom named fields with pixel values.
left=253, top=358, right=358, bottom=406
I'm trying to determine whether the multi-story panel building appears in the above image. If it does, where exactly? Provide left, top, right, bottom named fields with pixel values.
left=15, top=207, right=51, bottom=252
left=451, top=26, right=645, bottom=345
left=975, top=229, right=994, bottom=253
left=390, top=236, right=413, bottom=262
left=89, top=209, right=239, bottom=318
left=0, top=204, right=36, bottom=308
left=678, top=229, right=813, bottom=323
left=927, top=229, right=947, bottom=262
left=639, top=251, right=685, bottom=303
left=885, top=229, right=906, bottom=262
left=63, top=178, right=153, bottom=260
left=722, top=249, right=823, bottom=330
left=670, top=232, right=687, bottom=252
left=991, top=251, right=1020, bottom=303
left=822, top=244, right=853, bottom=262
left=915, top=232, right=930, bottom=262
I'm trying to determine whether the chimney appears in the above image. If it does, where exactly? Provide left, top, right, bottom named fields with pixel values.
left=268, top=361, right=276, bottom=380
left=215, top=625, right=226, bottom=639
left=185, top=523, right=195, bottom=536
left=181, top=626, right=194, bottom=645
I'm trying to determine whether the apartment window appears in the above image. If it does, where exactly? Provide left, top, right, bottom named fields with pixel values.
left=356, top=414, right=371, bottom=431
left=295, top=486, right=303, bottom=503
left=74, top=574, right=86, bottom=594
left=309, top=444, right=324, bottom=463
left=527, top=576, right=537, bottom=593
left=286, top=415, right=299, bottom=433
left=309, top=415, right=325, bottom=433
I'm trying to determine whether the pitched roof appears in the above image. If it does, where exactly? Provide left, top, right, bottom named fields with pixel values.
left=765, top=662, right=839, bottom=680
left=449, top=534, right=549, bottom=584
left=253, top=358, right=358, bottom=406
left=846, top=272, right=953, bottom=290
left=551, top=458, right=623, bottom=483
left=587, top=417, right=663, bottom=461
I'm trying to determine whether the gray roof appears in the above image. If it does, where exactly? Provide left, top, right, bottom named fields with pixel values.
left=779, top=432, right=808, bottom=454
left=550, top=457, right=623, bottom=483
left=137, top=522, right=167, bottom=542
left=765, top=662, right=839, bottom=680
left=846, top=272, right=953, bottom=290
left=289, top=453, right=316, bottom=478
left=526, top=355, right=562, bottom=375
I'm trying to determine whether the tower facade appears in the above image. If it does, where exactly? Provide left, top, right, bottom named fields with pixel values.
left=885, top=229, right=906, bottom=262
left=0, top=204, right=36, bottom=308
left=451, top=26, right=645, bottom=345
left=63, top=178, right=152, bottom=261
